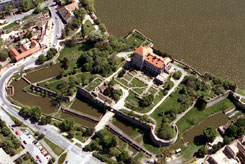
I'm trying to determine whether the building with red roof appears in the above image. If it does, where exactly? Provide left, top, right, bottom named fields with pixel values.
left=132, top=46, right=171, bottom=75
left=9, top=40, right=41, bottom=61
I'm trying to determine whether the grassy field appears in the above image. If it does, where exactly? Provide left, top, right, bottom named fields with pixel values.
left=237, top=89, right=245, bottom=96
left=84, top=20, right=95, bottom=35
left=151, top=87, right=182, bottom=128
left=133, top=152, right=144, bottom=163
left=126, top=34, right=145, bottom=47
left=131, top=78, right=146, bottom=87
left=241, top=98, right=245, bottom=103
left=126, top=90, right=165, bottom=113
left=2, top=21, right=18, bottom=30
left=84, top=78, right=102, bottom=91
left=58, top=42, right=92, bottom=61
left=176, top=99, right=235, bottom=134
left=58, top=152, right=67, bottom=164
left=124, top=73, right=133, bottom=81
left=44, top=138, right=64, bottom=156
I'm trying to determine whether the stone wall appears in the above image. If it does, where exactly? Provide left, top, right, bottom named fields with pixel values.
left=107, top=124, right=153, bottom=157
left=60, top=107, right=99, bottom=123
left=112, top=109, right=178, bottom=146
left=173, top=59, right=202, bottom=77
left=206, top=91, right=231, bottom=108
left=228, top=92, right=245, bottom=111
left=78, top=86, right=178, bottom=146
left=150, top=125, right=178, bottom=146
left=30, top=85, right=69, bottom=101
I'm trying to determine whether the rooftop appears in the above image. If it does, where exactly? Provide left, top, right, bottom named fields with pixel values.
left=57, top=2, right=78, bottom=22
left=135, top=46, right=171, bottom=68
left=9, top=40, right=41, bottom=61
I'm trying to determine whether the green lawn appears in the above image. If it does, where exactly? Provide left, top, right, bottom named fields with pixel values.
left=237, top=89, right=245, bottom=96
left=44, top=138, right=64, bottom=156
left=126, top=90, right=165, bottom=113
left=241, top=98, right=245, bottom=103
left=148, top=87, right=157, bottom=96
left=124, top=73, right=133, bottom=81
left=179, top=143, right=201, bottom=163
left=132, top=88, right=145, bottom=95
left=39, top=79, right=63, bottom=93
left=84, top=78, right=102, bottom=92
left=133, top=152, right=144, bottom=163
left=58, top=42, right=92, bottom=60
left=58, top=152, right=67, bottom=164
left=130, top=78, right=146, bottom=88
left=177, top=99, right=235, bottom=134
left=151, top=87, right=182, bottom=128
left=126, top=34, right=144, bottom=47
left=2, top=21, right=18, bottom=30
left=84, top=20, right=95, bottom=36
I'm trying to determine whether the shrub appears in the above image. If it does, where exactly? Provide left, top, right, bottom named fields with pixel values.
left=173, top=70, right=182, bottom=80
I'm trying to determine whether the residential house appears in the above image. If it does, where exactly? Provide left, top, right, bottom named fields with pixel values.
left=203, top=136, right=245, bottom=164
left=57, top=1, right=78, bottom=23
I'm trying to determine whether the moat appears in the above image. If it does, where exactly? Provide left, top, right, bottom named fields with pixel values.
left=95, top=0, right=245, bottom=89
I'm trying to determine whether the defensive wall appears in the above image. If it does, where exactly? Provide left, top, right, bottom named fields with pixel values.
left=78, top=86, right=178, bottom=146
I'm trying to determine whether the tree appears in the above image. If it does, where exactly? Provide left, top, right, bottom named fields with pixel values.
left=223, top=80, right=236, bottom=91
left=24, top=30, right=32, bottom=39
left=226, top=125, right=238, bottom=137
left=212, top=144, right=221, bottom=153
left=19, top=106, right=32, bottom=118
left=109, top=147, right=120, bottom=157
left=4, top=5, right=12, bottom=15
left=30, top=106, right=42, bottom=121
left=0, top=50, right=8, bottom=62
left=37, top=54, right=46, bottom=64
left=40, top=115, right=52, bottom=125
left=33, top=5, right=41, bottom=14
left=173, top=70, right=182, bottom=80
left=157, top=123, right=176, bottom=140
left=1, top=127, right=11, bottom=136
left=74, top=8, right=87, bottom=19
left=86, top=30, right=103, bottom=44
left=46, top=48, right=57, bottom=60
left=14, top=119, right=23, bottom=126
left=60, top=118, right=74, bottom=132
left=223, top=136, right=233, bottom=145
left=203, top=126, right=217, bottom=143
left=72, top=18, right=81, bottom=29
left=19, top=0, right=33, bottom=12
left=139, top=94, right=154, bottom=107
left=118, top=150, right=130, bottom=163
left=37, top=133, right=45, bottom=140
left=196, top=146, right=207, bottom=158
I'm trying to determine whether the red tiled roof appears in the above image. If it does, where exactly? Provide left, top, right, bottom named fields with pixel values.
left=9, top=40, right=41, bottom=61
left=134, top=46, right=172, bottom=68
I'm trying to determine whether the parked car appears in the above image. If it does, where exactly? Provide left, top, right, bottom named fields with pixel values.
left=15, top=131, right=19, bottom=135
left=23, top=140, right=27, bottom=144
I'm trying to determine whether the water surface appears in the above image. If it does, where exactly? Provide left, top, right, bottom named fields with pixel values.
left=11, top=79, right=57, bottom=114
left=95, top=0, right=245, bottom=88
left=182, top=112, right=228, bottom=144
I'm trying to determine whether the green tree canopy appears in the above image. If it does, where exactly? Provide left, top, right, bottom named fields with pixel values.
left=203, top=126, right=217, bottom=143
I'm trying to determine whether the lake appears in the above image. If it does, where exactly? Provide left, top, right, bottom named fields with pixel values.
left=95, top=0, right=245, bottom=88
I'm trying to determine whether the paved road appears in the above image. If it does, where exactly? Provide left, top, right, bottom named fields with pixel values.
left=0, top=20, right=101, bottom=164
left=48, top=0, right=64, bottom=48
left=0, top=2, right=48, bottom=30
